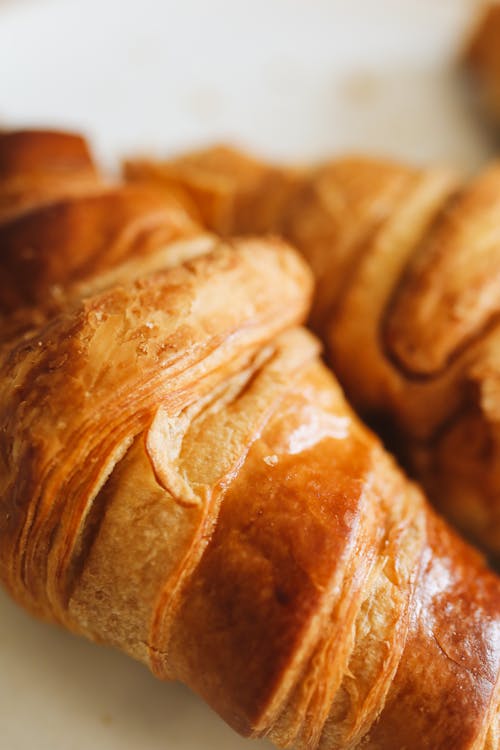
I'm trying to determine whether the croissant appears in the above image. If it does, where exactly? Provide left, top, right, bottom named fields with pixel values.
left=1, top=130, right=500, bottom=750
left=126, top=145, right=500, bottom=557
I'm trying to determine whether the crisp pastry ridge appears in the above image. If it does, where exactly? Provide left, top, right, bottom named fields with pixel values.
left=0, top=130, right=499, bottom=749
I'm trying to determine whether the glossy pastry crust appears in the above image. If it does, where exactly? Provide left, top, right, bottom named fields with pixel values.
left=0, top=131, right=499, bottom=750
left=127, top=145, right=500, bottom=556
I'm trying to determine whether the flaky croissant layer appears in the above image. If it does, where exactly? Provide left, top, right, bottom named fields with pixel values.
left=126, top=144, right=500, bottom=557
left=0, top=130, right=499, bottom=750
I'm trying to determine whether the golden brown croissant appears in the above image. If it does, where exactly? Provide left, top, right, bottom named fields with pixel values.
left=1, top=131, right=500, bottom=749
left=126, top=145, right=500, bottom=556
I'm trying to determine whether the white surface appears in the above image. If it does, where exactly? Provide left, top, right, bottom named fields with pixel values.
left=0, top=0, right=494, bottom=169
left=0, top=1, right=492, bottom=749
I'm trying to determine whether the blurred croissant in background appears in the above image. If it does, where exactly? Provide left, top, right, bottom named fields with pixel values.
left=465, top=2, right=500, bottom=127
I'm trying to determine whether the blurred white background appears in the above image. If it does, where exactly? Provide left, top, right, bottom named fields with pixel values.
left=0, top=0, right=493, bottom=169
left=0, top=1, right=492, bottom=749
